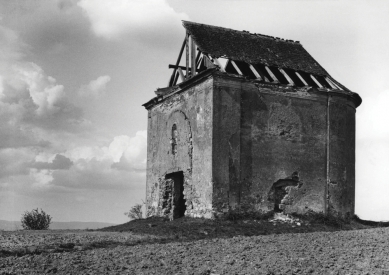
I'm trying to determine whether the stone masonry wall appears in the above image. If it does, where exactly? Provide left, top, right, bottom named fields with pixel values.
left=328, top=96, right=356, bottom=218
left=146, top=77, right=214, bottom=218
left=212, top=73, right=356, bottom=218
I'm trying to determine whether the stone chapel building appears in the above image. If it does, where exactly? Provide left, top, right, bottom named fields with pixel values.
left=143, top=21, right=362, bottom=219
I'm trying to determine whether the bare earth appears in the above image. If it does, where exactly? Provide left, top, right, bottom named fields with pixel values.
left=1, top=217, right=389, bottom=274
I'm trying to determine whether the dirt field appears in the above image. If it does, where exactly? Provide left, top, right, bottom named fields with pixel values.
left=1, top=216, right=389, bottom=274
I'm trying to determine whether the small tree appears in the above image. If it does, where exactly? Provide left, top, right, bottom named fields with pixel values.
left=21, top=208, right=52, bottom=230
left=124, top=203, right=143, bottom=220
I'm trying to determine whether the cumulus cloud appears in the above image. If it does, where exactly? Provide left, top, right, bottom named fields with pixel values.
left=12, top=62, right=65, bottom=116
left=0, top=5, right=150, bottom=223
left=30, top=154, right=73, bottom=170
left=0, top=25, right=83, bottom=129
left=66, top=145, right=110, bottom=162
left=0, top=24, right=89, bottom=191
left=0, top=130, right=147, bottom=193
left=109, top=131, right=147, bottom=171
left=16, top=131, right=147, bottom=191
left=77, top=0, right=188, bottom=40
left=46, top=132, right=147, bottom=190
left=78, top=75, right=111, bottom=97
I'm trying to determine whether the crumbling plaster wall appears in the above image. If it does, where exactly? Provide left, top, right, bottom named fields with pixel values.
left=146, top=77, right=214, bottom=218
left=328, top=97, right=356, bottom=218
left=212, top=73, right=356, bottom=217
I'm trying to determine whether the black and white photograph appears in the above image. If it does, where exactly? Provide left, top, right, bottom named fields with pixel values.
left=0, top=0, right=388, bottom=274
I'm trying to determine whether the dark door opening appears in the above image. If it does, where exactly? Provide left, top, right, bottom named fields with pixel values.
left=165, top=171, right=186, bottom=219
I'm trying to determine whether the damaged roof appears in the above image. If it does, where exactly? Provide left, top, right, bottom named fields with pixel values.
left=183, top=21, right=328, bottom=76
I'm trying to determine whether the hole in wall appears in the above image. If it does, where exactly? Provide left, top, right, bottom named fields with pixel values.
left=268, top=172, right=301, bottom=212
left=165, top=171, right=186, bottom=219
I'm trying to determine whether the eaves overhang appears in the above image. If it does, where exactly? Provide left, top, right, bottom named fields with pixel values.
left=142, top=68, right=218, bottom=110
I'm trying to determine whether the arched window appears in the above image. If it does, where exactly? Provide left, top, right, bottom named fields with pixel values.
left=171, top=124, right=178, bottom=155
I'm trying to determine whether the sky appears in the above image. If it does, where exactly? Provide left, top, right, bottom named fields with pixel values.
left=0, top=0, right=388, bottom=224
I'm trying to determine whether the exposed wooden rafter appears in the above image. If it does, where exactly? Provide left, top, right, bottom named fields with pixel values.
left=249, top=64, right=263, bottom=80
left=325, top=77, right=342, bottom=90
left=230, top=60, right=243, bottom=75
left=168, top=33, right=206, bottom=86
left=265, top=66, right=279, bottom=83
left=295, top=72, right=308, bottom=86
left=196, top=50, right=202, bottom=69
left=173, top=71, right=179, bottom=86
left=169, top=65, right=193, bottom=71
left=310, top=75, right=323, bottom=88
left=190, top=36, right=196, bottom=78
left=186, top=32, right=189, bottom=81
left=168, top=38, right=187, bottom=87
left=167, top=33, right=346, bottom=92
left=279, top=68, right=294, bottom=85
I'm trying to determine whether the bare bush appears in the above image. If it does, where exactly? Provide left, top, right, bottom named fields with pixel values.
left=124, top=204, right=143, bottom=220
left=21, top=208, right=52, bottom=230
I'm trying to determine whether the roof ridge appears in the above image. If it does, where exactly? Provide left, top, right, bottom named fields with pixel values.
left=182, top=20, right=300, bottom=45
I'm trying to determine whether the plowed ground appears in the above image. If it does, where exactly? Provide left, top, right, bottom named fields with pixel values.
left=1, top=216, right=388, bottom=274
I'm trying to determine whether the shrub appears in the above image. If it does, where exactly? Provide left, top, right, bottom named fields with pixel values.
left=21, top=208, right=52, bottom=230
left=124, top=203, right=143, bottom=220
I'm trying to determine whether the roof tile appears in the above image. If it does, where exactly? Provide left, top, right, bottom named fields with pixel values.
left=182, top=21, right=329, bottom=76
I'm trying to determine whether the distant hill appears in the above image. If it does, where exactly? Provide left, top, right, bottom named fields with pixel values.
left=0, top=220, right=116, bottom=231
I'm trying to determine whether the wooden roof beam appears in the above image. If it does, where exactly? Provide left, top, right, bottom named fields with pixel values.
left=172, top=71, right=179, bottom=86
left=325, top=77, right=343, bottom=90
left=265, top=66, right=279, bottom=83
left=230, top=60, right=243, bottom=75
left=295, top=72, right=308, bottom=86
left=168, top=65, right=195, bottom=72
left=249, top=64, right=263, bottom=80
left=310, top=75, right=323, bottom=88
left=279, top=68, right=294, bottom=85
left=169, top=37, right=187, bottom=87
left=186, top=32, right=189, bottom=80
left=190, top=35, right=196, bottom=77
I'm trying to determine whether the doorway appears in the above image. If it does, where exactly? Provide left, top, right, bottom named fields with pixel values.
left=165, top=171, right=186, bottom=219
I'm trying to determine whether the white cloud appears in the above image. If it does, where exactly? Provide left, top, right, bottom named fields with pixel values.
left=66, top=131, right=147, bottom=172
left=30, top=154, right=73, bottom=170
left=78, top=75, right=111, bottom=97
left=12, top=62, right=65, bottom=115
left=77, top=0, right=187, bottom=40
left=109, top=130, right=147, bottom=170
left=66, top=145, right=110, bottom=162
left=0, top=25, right=83, bottom=127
